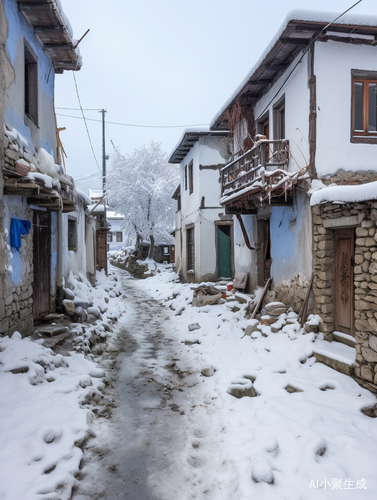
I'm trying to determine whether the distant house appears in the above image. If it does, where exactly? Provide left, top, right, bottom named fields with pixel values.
left=0, top=0, right=95, bottom=335
left=107, top=211, right=127, bottom=251
left=209, top=10, right=377, bottom=392
left=169, top=128, right=231, bottom=283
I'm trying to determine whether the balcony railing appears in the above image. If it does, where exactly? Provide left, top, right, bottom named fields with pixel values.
left=221, top=139, right=290, bottom=203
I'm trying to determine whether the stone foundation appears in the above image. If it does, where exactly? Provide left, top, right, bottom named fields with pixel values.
left=312, top=198, right=377, bottom=392
left=274, top=275, right=315, bottom=315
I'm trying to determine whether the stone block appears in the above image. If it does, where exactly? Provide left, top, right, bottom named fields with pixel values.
left=369, top=335, right=377, bottom=352
left=355, top=319, right=370, bottom=331
left=356, top=227, right=369, bottom=237
left=5, top=148, right=20, bottom=161
left=369, top=318, right=377, bottom=333
left=362, top=219, right=374, bottom=228
left=365, top=237, right=376, bottom=247
left=361, top=364, right=375, bottom=382
left=354, top=254, right=364, bottom=265
left=361, top=347, right=377, bottom=363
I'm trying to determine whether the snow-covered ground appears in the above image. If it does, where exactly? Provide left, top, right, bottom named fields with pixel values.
left=1, top=263, right=377, bottom=500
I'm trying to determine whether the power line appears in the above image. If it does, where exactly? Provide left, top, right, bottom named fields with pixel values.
left=55, top=112, right=209, bottom=129
left=56, top=106, right=102, bottom=111
left=71, top=73, right=102, bottom=174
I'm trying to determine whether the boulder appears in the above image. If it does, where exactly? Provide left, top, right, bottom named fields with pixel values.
left=63, top=288, right=75, bottom=301
left=201, top=365, right=215, bottom=377
left=62, top=299, right=75, bottom=316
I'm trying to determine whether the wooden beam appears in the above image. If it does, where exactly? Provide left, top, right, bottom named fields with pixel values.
left=236, top=214, right=255, bottom=250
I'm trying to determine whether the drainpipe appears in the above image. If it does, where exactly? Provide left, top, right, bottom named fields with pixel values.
left=56, top=212, right=64, bottom=307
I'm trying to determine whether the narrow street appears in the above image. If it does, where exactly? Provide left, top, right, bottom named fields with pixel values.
left=73, top=272, right=204, bottom=500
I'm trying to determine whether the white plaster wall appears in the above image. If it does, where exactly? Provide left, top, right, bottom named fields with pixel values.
left=197, top=209, right=218, bottom=281
left=62, top=204, right=87, bottom=282
left=254, top=51, right=311, bottom=172
left=108, top=218, right=127, bottom=251
left=315, top=40, right=377, bottom=177
left=233, top=214, right=257, bottom=289
left=178, top=136, right=231, bottom=281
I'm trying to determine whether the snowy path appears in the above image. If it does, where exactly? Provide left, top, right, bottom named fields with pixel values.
left=72, top=273, right=207, bottom=499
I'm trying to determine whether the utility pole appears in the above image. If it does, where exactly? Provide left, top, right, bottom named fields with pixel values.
left=100, top=109, right=108, bottom=275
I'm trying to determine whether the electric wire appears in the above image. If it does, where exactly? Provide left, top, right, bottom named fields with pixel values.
left=55, top=112, right=209, bottom=129
left=71, top=73, right=102, bottom=174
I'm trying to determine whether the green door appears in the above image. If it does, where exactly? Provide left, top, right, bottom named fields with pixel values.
left=218, top=225, right=231, bottom=278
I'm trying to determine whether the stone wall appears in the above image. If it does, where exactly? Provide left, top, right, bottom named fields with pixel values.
left=1, top=200, right=34, bottom=336
left=274, top=275, right=314, bottom=315
left=312, top=199, right=377, bottom=393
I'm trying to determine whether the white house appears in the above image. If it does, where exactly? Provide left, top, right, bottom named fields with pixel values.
left=107, top=211, right=128, bottom=251
left=209, top=10, right=377, bottom=392
left=169, top=128, right=231, bottom=283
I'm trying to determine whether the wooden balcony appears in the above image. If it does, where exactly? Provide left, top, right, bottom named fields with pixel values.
left=221, top=139, right=292, bottom=212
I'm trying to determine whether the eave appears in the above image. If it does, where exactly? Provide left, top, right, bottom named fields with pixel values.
left=211, top=15, right=377, bottom=131
left=17, top=0, right=81, bottom=73
left=169, top=129, right=229, bottom=164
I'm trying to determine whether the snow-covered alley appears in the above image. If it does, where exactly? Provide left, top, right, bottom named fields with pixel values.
left=2, top=264, right=377, bottom=500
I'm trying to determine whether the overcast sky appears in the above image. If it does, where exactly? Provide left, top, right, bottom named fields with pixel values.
left=55, top=0, right=374, bottom=180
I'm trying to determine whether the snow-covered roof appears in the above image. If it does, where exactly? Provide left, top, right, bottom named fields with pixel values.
left=310, top=181, right=377, bottom=206
left=210, top=9, right=377, bottom=131
left=107, top=211, right=125, bottom=220
left=169, top=127, right=229, bottom=164
left=16, top=0, right=82, bottom=72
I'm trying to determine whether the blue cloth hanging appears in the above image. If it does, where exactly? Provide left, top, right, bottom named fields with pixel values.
left=10, top=218, right=31, bottom=251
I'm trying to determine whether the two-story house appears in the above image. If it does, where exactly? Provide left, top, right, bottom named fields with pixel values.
left=169, top=128, right=232, bottom=283
left=209, top=10, right=377, bottom=392
left=0, top=0, right=96, bottom=336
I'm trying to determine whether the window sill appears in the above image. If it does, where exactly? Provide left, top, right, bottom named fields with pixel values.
left=351, top=136, right=377, bottom=144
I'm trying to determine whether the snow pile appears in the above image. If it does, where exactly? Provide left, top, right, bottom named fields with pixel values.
left=0, top=333, right=101, bottom=500
left=0, top=268, right=127, bottom=499
left=310, top=181, right=377, bottom=205
left=139, top=267, right=377, bottom=499
left=35, top=148, right=61, bottom=178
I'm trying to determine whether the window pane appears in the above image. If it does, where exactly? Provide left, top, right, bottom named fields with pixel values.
left=368, top=83, right=377, bottom=133
left=354, top=82, right=364, bottom=132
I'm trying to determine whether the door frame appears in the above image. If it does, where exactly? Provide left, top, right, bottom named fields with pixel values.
left=334, top=228, right=355, bottom=336
left=215, top=221, right=234, bottom=279
left=32, top=210, right=51, bottom=320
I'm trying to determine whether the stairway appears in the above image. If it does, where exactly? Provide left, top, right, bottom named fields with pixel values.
left=312, top=331, right=356, bottom=376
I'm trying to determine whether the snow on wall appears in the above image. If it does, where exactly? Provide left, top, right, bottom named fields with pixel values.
left=310, top=180, right=377, bottom=206
left=315, top=40, right=377, bottom=176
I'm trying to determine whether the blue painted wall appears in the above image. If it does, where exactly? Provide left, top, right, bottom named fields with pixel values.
left=4, top=0, right=57, bottom=156
left=270, top=190, right=312, bottom=285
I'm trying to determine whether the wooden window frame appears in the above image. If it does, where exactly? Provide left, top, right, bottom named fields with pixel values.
left=188, top=160, right=193, bottom=194
left=351, top=70, right=377, bottom=143
left=186, top=224, right=195, bottom=271
left=184, top=164, right=188, bottom=190
left=24, top=41, right=38, bottom=125
left=273, top=96, right=285, bottom=141
left=116, top=231, right=123, bottom=242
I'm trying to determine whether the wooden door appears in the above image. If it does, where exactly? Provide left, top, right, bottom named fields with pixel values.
left=334, top=228, right=354, bottom=335
left=97, top=230, right=106, bottom=270
left=217, top=225, right=232, bottom=279
left=33, top=211, right=51, bottom=319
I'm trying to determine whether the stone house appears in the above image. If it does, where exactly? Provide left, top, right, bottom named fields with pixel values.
left=169, top=128, right=232, bottom=283
left=0, top=0, right=95, bottom=336
left=208, top=10, right=377, bottom=392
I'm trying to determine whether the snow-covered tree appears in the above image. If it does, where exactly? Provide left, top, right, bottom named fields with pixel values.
left=107, top=141, right=178, bottom=258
